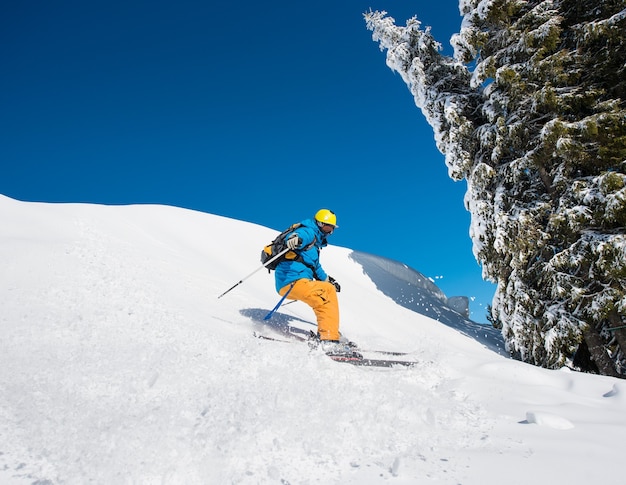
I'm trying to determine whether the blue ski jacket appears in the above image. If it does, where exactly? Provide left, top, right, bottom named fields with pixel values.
left=274, top=218, right=329, bottom=292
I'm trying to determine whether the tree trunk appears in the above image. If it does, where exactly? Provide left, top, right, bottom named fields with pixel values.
left=608, top=309, right=626, bottom=358
left=582, top=324, right=621, bottom=378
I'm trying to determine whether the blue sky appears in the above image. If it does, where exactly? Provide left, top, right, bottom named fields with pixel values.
left=1, top=0, right=496, bottom=322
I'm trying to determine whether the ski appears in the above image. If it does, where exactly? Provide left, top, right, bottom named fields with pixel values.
left=359, top=348, right=412, bottom=357
left=253, top=331, right=411, bottom=356
left=253, top=332, right=417, bottom=367
left=327, top=354, right=417, bottom=368
left=253, top=332, right=296, bottom=343
left=254, top=328, right=412, bottom=356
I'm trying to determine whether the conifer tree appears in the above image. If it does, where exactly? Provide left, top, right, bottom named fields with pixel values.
left=365, top=1, right=626, bottom=375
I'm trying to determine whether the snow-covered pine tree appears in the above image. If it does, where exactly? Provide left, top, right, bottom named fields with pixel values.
left=365, top=1, right=626, bottom=376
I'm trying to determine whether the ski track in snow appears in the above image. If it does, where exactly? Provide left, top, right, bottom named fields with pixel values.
left=1, top=196, right=625, bottom=485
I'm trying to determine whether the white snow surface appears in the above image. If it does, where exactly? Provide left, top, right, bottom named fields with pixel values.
left=1, top=195, right=624, bottom=485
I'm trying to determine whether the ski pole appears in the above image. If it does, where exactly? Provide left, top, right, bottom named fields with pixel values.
left=217, top=247, right=291, bottom=299
left=263, top=282, right=295, bottom=320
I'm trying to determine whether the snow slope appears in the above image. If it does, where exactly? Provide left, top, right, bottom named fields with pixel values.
left=1, top=195, right=624, bottom=485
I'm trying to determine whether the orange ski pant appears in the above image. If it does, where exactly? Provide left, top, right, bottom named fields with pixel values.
left=279, top=278, right=340, bottom=341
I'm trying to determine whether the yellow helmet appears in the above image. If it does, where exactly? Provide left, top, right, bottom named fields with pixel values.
left=314, top=209, right=338, bottom=227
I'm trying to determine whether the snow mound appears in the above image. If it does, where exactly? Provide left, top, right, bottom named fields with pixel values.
left=524, top=411, right=575, bottom=430
left=350, top=250, right=505, bottom=353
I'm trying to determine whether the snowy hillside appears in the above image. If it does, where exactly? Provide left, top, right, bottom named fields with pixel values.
left=1, top=195, right=624, bottom=485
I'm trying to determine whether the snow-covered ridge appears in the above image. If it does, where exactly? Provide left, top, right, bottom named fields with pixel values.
left=1, top=195, right=624, bottom=485
left=350, top=250, right=504, bottom=353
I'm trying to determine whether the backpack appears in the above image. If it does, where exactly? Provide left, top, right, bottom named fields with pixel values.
left=260, top=223, right=315, bottom=271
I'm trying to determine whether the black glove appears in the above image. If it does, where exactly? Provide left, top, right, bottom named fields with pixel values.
left=328, top=276, right=341, bottom=292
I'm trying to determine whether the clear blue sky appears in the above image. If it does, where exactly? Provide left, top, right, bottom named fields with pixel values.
left=1, top=0, right=496, bottom=323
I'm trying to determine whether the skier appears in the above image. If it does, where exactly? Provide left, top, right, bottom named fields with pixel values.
left=274, top=209, right=353, bottom=355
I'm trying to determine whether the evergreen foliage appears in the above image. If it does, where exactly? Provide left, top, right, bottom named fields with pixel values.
left=365, top=0, right=626, bottom=375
